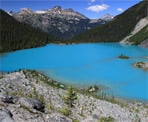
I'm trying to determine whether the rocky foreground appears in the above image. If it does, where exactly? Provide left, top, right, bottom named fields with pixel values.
left=0, top=70, right=148, bottom=122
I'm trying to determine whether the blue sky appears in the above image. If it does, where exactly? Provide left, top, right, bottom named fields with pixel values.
left=0, top=0, right=142, bottom=18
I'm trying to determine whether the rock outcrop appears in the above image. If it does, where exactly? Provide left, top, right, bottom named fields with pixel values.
left=133, top=61, right=148, bottom=70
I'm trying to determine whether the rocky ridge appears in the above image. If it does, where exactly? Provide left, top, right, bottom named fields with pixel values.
left=0, top=70, right=148, bottom=122
left=11, top=6, right=109, bottom=39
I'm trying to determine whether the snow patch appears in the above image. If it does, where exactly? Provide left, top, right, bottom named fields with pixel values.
left=35, top=10, right=47, bottom=14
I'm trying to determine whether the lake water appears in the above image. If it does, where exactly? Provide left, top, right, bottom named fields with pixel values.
left=0, top=43, right=148, bottom=100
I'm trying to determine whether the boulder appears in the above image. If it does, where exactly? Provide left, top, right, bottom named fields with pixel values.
left=18, top=97, right=45, bottom=112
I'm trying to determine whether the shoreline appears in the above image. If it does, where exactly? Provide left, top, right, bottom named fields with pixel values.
left=0, top=69, right=148, bottom=121
left=0, top=41, right=147, bottom=54
left=0, top=69, right=147, bottom=104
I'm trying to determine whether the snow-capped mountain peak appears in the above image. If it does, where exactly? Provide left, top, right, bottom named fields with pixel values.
left=101, top=13, right=114, bottom=21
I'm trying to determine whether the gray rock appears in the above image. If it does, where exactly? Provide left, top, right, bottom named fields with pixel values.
left=18, top=97, right=44, bottom=112
left=92, top=114, right=99, bottom=119
left=0, top=109, right=14, bottom=122
left=139, top=39, right=148, bottom=48
left=46, top=113, right=72, bottom=122
left=133, top=61, right=148, bottom=70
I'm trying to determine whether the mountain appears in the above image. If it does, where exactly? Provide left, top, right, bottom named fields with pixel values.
left=100, top=13, right=114, bottom=21
left=72, top=1, right=147, bottom=44
left=0, top=9, right=58, bottom=53
left=12, top=6, right=107, bottom=39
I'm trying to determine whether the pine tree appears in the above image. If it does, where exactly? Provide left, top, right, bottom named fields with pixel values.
left=63, top=86, right=77, bottom=108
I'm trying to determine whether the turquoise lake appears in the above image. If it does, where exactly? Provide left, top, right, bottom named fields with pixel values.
left=0, top=43, right=148, bottom=100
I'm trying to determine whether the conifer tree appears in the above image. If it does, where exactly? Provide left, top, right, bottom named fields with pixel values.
left=63, top=86, right=77, bottom=108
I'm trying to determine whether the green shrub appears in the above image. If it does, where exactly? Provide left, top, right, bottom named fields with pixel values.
left=98, top=116, right=115, bottom=122
left=60, top=107, right=71, bottom=116
left=45, top=103, right=54, bottom=110
left=37, top=94, right=45, bottom=104
left=72, top=119, right=80, bottom=122
left=63, top=86, right=77, bottom=108
left=118, top=54, right=129, bottom=59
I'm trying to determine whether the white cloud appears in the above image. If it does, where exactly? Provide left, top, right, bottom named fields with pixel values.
left=86, top=4, right=109, bottom=13
left=117, top=8, right=124, bottom=12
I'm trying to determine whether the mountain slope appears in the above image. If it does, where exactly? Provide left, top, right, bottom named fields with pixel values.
left=0, top=9, right=58, bottom=52
left=128, top=24, right=148, bottom=45
left=120, top=16, right=148, bottom=45
left=72, top=1, right=147, bottom=43
left=12, top=6, right=107, bottom=39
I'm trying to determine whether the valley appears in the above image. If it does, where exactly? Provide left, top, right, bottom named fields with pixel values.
left=0, top=1, right=148, bottom=122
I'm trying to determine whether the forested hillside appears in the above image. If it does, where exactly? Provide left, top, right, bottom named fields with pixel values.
left=72, top=1, right=147, bottom=43
left=0, top=9, right=58, bottom=52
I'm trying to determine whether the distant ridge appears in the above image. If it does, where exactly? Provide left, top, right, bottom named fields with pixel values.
left=11, top=6, right=107, bottom=39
